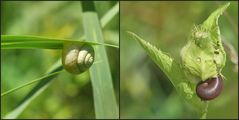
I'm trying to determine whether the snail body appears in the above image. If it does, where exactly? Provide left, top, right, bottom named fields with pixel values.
left=196, top=75, right=223, bottom=101
left=62, top=43, right=94, bottom=74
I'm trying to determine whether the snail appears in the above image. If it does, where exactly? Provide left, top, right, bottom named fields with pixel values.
left=196, top=75, right=223, bottom=101
left=62, top=43, right=94, bottom=74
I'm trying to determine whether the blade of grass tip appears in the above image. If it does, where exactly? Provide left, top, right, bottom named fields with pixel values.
left=3, top=60, right=63, bottom=119
left=1, top=70, right=63, bottom=97
left=82, top=1, right=118, bottom=119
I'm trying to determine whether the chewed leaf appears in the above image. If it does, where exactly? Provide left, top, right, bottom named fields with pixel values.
left=181, top=3, right=229, bottom=80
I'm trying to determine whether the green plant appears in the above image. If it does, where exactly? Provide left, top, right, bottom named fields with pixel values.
left=128, top=3, right=230, bottom=119
left=1, top=1, right=118, bottom=119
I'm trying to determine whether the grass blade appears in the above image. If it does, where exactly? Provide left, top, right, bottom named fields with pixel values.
left=1, top=35, right=118, bottom=49
left=2, top=42, right=63, bottom=49
left=82, top=1, right=119, bottom=119
left=100, top=2, right=119, bottom=28
left=1, top=71, right=63, bottom=97
left=2, top=2, right=119, bottom=118
left=3, top=60, right=63, bottom=119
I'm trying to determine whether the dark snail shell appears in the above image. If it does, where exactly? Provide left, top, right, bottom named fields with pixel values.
left=62, top=43, right=94, bottom=74
left=196, top=75, right=223, bottom=101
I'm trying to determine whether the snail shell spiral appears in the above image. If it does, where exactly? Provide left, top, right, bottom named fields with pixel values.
left=196, top=75, right=223, bottom=101
left=62, top=43, right=94, bottom=74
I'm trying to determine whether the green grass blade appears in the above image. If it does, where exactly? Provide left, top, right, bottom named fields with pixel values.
left=100, top=2, right=119, bottom=28
left=3, top=60, right=63, bottom=119
left=80, top=2, right=119, bottom=40
left=82, top=2, right=119, bottom=119
left=1, top=35, right=118, bottom=49
left=1, top=70, right=63, bottom=97
left=2, top=42, right=63, bottom=49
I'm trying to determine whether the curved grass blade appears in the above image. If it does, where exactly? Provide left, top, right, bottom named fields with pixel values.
left=1, top=60, right=100, bottom=98
left=3, top=60, right=63, bottom=119
left=1, top=35, right=119, bottom=49
left=1, top=71, right=63, bottom=97
left=82, top=1, right=119, bottom=119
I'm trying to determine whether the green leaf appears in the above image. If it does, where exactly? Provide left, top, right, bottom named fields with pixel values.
left=82, top=1, right=119, bottom=119
left=128, top=3, right=230, bottom=119
left=128, top=32, right=207, bottom=112
left=203, top=2, right=230, bottom=30
left=1, top=35, right=118, bottom=49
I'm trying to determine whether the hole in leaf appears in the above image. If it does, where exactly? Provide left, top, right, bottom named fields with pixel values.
left=214, top=51, right=219, bottom=54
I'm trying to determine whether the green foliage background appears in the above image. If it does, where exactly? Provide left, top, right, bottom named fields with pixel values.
left=1, top=1, right=119, bottom=118
left=120, top=1, right=238, bottom=119
left=1, top=1, right=238, bottom=119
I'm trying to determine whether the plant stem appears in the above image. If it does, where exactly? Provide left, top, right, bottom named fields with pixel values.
left=200, top=101, right=209, bottom=119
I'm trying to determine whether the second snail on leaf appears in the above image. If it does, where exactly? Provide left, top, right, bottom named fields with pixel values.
left=180, top=3, right=230, bottom=101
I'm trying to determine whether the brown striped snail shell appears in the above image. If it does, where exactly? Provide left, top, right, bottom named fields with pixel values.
left=196, top=75, right=223, bottom=101
left=62, top=43, right=94, bottom=74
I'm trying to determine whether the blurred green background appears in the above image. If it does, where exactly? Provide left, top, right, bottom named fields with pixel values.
left=1, top=1, right=119, bottom=119
left=120, top=1, right=238, bottom=119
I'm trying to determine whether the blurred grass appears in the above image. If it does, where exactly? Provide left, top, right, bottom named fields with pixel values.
left=1, top=1, right=119, bottom=118
left=120, top=1, right=238, bottom=119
